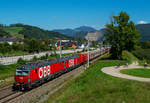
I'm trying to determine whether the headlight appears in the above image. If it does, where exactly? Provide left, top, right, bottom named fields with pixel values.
left=28, top=78, right=31, bottom=83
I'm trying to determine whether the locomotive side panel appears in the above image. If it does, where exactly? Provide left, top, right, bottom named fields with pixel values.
left=30, top=69, right=37, bottom=83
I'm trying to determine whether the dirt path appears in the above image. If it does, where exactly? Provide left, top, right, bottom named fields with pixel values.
left=101, top=62, right=150, bottom=82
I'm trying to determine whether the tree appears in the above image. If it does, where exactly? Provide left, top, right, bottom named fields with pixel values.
left=2, top=42, right=12, bottom=53
left=140, top=41, right=150, bottom=49
left=105, top=12, right=140, bottom=59
left=12, top=42, right=24, bottom=51
left=28, top=38, right=40, bottom=53
left=51, top=40, right=57, bottom=57
left=0, top=28, right=10, bottom=37
left=91, top=41, right=98, bottom=48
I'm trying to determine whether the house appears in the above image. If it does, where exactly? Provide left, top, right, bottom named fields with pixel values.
left=0, top=37, right=19, bottom=45
left=98, top=42, right=103, bottom=46
left=78, top=44, right=85, bottom=49
left=56, top=40, right=77, bottom=50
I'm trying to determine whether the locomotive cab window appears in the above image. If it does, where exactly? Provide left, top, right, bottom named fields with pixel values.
left=15, top=70, right=22, bottom=76
left=16, top=70, right=30, bottom=76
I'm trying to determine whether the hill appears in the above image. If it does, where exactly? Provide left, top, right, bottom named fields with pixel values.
left=0, top=24, right=71, bottom=40
left=0, top=28, right=10, bottom=37
left=53, top=29, right=76, bottom=37
left=3, top=27, right=24, bottom=38
left=136, top=24, right=150, bottom=41
left=2, top=24, right=149, bottom=41
left=75, top=26, right=96, bottom=32
left=54, top=24, right=150, bottom=41
left=53, top=26, right=97, bottom=38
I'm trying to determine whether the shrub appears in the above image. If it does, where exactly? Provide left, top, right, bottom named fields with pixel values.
left=45, top=53, right=49, bottom=59
left=40, top=55, right=46, bottom=60
left=32, top=56, right=38, bottom=61
left=77, top=51, right=80, bottom=53
left=122, top=50, right=138, bottom=63
left=132, top=49, right=150, bottom=64
left=140, top=41, right=150, bottom=49
left=40, top=53, right=50, bottom=60
left=17, top=58, right=26, bottom=65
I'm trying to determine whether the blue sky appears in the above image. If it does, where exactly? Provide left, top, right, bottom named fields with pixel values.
left=0, top=0, right=150, bottom=30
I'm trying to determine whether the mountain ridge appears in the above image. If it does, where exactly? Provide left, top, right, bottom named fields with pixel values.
left=54, top=24, right=150, bottom=41
left=136, top=24, right=150, bottom=41
left=0, top=24, right=71, bottom=40
left=53, top=26, right=97, bottom=37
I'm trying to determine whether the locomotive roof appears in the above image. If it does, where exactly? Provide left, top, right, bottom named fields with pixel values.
left=17, top=58, right=58, bottom=70
left=59, top=55, right=79, bottom=61
left=17, top=55, right=79, bottom=70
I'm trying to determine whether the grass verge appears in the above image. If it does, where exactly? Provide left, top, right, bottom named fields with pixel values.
left=44, top=60, right=150, bottom=103
left=0, top=64, right=17, bottom=86
left=0, top=51, right=28, bottom=57
left=120, top=69, right=150, bottom=78
left=0, top=64, right=18, bottom=80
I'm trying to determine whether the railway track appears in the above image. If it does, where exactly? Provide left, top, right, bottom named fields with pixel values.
left=0, top=91, right=24, bottom=103
left=0, top=84, right=18, bottom=103
left=0, top=49, right=110, bottom=103
left=0, top=85, right=12, bottom=91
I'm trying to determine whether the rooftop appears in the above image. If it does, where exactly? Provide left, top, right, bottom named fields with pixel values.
left=0, top=37, right=18, bottom=42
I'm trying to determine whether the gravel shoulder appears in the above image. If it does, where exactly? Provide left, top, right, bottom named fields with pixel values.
left=101, top=62, right=150, bottom=82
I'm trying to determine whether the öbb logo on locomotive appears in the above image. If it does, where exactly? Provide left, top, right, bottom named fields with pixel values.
left=39, top=66, right=51, bottom=79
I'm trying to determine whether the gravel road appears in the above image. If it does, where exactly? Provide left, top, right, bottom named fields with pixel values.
left=101, top=62, right=150, bottom=82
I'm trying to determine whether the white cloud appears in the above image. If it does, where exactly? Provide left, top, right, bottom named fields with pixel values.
left=84, top=24, right=89, bottom=26
left=138, top=20, right=148, bottom=24
left=91, top=25, right=105, bottom=30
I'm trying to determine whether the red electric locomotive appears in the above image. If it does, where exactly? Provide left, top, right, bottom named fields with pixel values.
left=13, top=53, right=88, bottom=90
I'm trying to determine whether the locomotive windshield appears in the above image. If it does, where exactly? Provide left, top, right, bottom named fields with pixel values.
left=16, top=70, right=30, bottom=76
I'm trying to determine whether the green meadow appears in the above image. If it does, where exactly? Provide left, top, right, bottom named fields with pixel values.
left=44, top=60, right=150, bottom=103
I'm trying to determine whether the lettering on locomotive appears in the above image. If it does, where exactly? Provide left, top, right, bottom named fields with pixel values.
left=39, top=65, right=51, bottom=79
left=69, top=59, right=74, bottom=67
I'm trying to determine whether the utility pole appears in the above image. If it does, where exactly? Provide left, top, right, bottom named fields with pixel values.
left=23, top=45, right=24, bottom=60
left=87, top=38, right=90, bottom=68
left=59, top=40, right=62, bottom=58
left=100, top=44, right=102, bottom=55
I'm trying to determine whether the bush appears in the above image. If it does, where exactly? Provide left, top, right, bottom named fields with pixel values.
left=132, top=49, right=150, bottom=64
left=32, top=56, right=38, bottom=61
left=140, top=41, right=150, bottom=49
left=45, top=53, right=49, bottom=59
left=40, top=56, right=46, bottom=60
left=122, top=50, right=138, bottom=63
left=17, top=58, right=26, bottom=65
left=40, top=53, right=49, bottom=60
left=77, top=51, right=81, bottom=53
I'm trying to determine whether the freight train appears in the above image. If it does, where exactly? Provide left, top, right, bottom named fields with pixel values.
left=12, top=48, right=110, bottom=90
